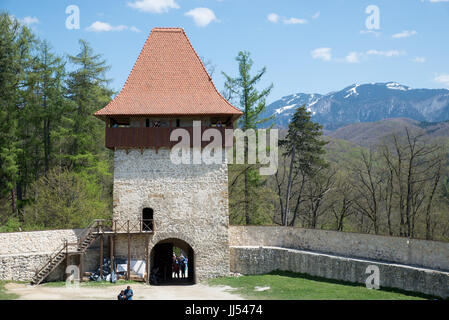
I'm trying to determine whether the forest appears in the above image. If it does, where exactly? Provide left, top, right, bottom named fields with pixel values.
left=1, top=12, right=448, bottom=241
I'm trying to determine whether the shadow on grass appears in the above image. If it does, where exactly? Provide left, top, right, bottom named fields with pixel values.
left=265, top=270, right=441, bottom=300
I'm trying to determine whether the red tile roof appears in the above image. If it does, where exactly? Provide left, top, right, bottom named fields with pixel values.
left=94, top=27, right=242, bottom=120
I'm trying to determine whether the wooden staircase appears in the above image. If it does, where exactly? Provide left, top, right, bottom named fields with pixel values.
left=31, top=219, right=106, bottom=285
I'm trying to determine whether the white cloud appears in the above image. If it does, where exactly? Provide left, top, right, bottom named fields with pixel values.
left=86, top=21, right=137, bottom=32
left=360, top=30, right=381, bottom=37
left=434, top=74, right=449, bottom=87
left=283, top=17, right=308, bottom=24
left=267, top=13, right=307, bottom=25
left=341, top=50, right=405, bottom=63
left=345, top=52, right=362, bottom=63
left=366, top=49, right=405, bottom=57
left=392, top=30, right=417, bottom=38
left=130, top=26, right=142, bottom=33
left=185, top=8, right=218, bottom=27
left=412, top=57, right=426, bottom=63
left=311, top=48, right=332, bottom=61
left=312, top=12, right=320, bottom=19
left=127, top=0, right=179, bottom=13
left=21, top=16, right=39, bottom=25
left=428, top=0, right=449, bottom=2
left=267, top=13, right=279, bottom=23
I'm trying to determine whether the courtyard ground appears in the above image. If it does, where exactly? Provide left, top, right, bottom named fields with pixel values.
left=2, top=271, right=438, bottom=300
left=3, top=280, right=243, bottom=300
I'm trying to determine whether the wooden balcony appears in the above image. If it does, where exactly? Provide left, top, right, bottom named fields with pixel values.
left=105, top=126, right=233, bottom=149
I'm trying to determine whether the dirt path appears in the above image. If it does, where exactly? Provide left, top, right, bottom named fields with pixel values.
left=5, top=282, right=243, bottom=300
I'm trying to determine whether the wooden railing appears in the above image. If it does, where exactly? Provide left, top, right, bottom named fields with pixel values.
left=105, top=126, right=233, bottom=149
left=31, top=219, right=106, bottom=285
left=77, top=219, right=106, bottom=246
left=111, top=219, right=154, bottom=233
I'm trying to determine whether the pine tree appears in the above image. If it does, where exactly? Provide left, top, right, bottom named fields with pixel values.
left=15, top=40, right=66, bottom=208
left=223, top=51, right=273, bottom=225
left=64, top=39, right=113, bottom=170
left=0, top=13, right=35, bottom=221
left=279, top=105, right=328, bottom=226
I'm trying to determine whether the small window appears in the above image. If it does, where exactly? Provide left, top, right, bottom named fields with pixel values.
left=145, top=119, right=150, bottom=127
left=142, top=208, right=153, bottom=231
left=176, top=119, right=180, bottom=127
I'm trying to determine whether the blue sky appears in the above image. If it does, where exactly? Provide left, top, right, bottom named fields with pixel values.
left=2, top=0, right=449, bottom=103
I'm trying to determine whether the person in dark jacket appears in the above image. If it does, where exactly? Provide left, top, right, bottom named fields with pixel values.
left=117, top=290, right=126, bottom=300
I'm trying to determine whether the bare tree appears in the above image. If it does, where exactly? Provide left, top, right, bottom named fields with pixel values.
left=301, top=168, right=336, bottom=228
left=350, top=149, right=383, bottom=234
left=331, top=176, right=354, bottom=231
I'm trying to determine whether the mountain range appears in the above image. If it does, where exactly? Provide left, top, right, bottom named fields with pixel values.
left=263, top=82, right=449, bottom=130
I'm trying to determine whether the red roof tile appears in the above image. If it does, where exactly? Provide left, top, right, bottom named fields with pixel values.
left=94, top=27, right=242, bottom=119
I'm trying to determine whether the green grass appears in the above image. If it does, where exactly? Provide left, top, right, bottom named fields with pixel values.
left=42, top=279, right=141, bottom=288
left=208, top=271, right=435, bottom=300
left=0, top=281, right=20, bottom=300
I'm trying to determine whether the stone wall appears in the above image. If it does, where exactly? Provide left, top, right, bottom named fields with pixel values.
left=113, top=148, right=230, bottom=281
left=0, top=229, right=94, bottom=282
left=0, top=251, right=81, bottom=282
left=0, top=229, right=82, bottom=255
left=230, top=246, right=449, bottom=299
left=229, top=226, right=449, bottom=272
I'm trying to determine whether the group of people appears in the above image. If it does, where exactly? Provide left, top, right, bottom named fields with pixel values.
left=117, top=286, right=134, bottom=300
left=172, top=253, right=188, bottom=279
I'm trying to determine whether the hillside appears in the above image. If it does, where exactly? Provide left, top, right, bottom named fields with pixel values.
left=324, top=118, right=449, bottom=147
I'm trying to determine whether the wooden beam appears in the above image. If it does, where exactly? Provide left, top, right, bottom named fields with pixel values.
left=99, top=235, right=104, bottom=279
left=65, top=241, right=69, bottom=281
left=79, top=254, right=83, bottom=283
left=127, top=221, right=131, bottom=281
left=109, top=235, right=114, bottom=279
left=145, top=235, right=149, bottom=285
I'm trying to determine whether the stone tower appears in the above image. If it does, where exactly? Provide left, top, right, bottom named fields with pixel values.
left=94, top=28, right=242, bottom=283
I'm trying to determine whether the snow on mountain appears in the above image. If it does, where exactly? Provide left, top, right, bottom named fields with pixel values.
left=262, top=82, right=449, bottom=129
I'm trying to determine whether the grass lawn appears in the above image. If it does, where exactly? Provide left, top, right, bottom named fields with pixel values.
left=208, top=271, right=435, bottom=300
left=0, top=281, right=20, bottom=300
left=42, top=279, right=141, bottom=288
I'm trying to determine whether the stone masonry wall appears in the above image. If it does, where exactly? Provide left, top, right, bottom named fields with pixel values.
left=230, top=246, right=449, bottom=299
left=0, top=229, right=82, bottom=255
left=229, top=226, right=449, bottom=271
left=113, top=148, right=230, bottom=281
left=0, top=229, right=94, bottom=282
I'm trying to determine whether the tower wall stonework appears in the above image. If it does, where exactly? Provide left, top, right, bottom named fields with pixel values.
left=113, top=148, right=230, bottom=281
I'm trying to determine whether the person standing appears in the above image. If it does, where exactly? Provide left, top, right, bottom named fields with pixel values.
left=173, top=257, right=179, bottom=278
left=124, top=286, right=134, bottom=300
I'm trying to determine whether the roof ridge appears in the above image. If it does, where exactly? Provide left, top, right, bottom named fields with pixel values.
left=152, top=27, right=184, bottom=32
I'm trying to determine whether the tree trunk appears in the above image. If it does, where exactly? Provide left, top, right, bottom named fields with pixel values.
left=244, top=167, right=250, bottom=225
left=284, top=146, right=295, bottom=226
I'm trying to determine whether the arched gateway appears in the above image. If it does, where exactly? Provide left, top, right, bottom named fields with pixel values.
left=93, top=27, right=242, bottom=283
left=151, top=238, right=194, bottom=284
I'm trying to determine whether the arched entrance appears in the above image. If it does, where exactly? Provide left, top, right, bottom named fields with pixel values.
left=150, top=238, right=194, bottom=285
